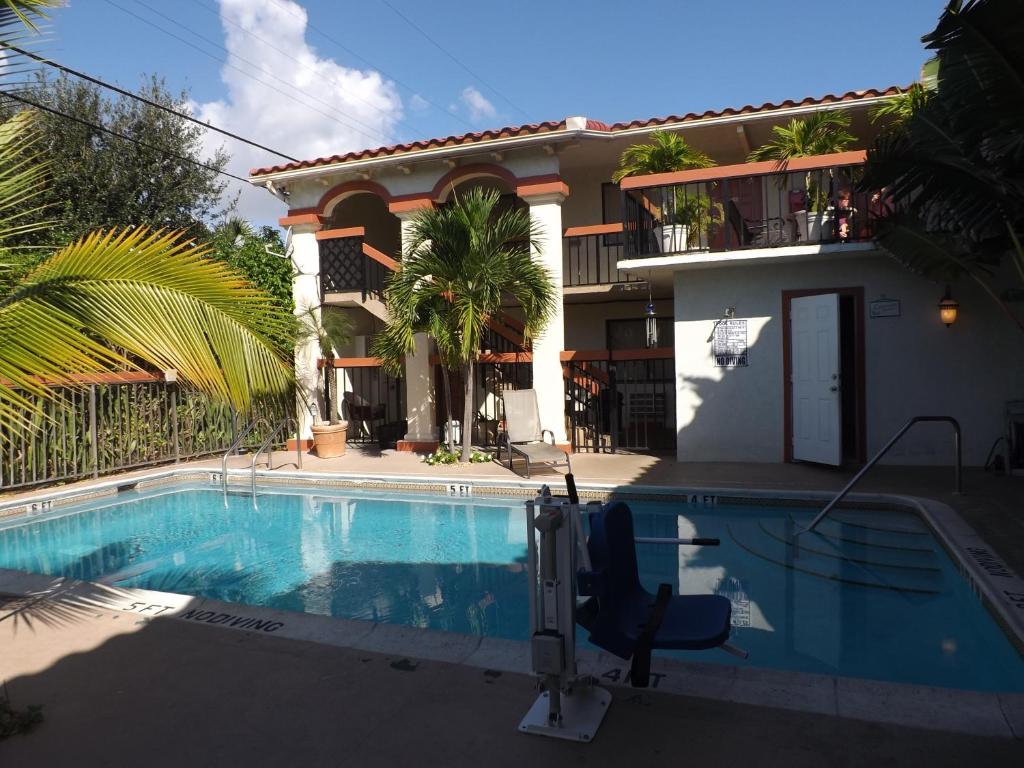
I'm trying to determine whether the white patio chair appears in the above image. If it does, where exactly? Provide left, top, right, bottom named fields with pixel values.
left=498, top=389, right=571, bottom=478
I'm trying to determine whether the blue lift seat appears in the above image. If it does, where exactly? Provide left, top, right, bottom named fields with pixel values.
left=577, top=502, right=732, bottom=687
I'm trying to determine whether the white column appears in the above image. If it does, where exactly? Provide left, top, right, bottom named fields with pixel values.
left=396, top=211, right=437, bottom=446
left=289, top=219, right=323, bottom=440
left=523, top=191, right=567, bottom=444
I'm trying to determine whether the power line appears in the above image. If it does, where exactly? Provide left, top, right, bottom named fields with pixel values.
left=2, top=90, right=251, bottom=183
left=102, top=0, right=389, bottom=145
left=262, top=0, right=478, bottom=132
left=187, top=0, right=432, bottom=140
left=3, top=43, right=300, bottom=163
left=376, top=0, right=534, bottom=122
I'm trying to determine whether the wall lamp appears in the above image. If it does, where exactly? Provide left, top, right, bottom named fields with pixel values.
left=938, top=286, right=959, bottom=327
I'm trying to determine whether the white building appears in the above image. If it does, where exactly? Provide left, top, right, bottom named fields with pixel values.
left=249, top=86, right=1022, bottom=468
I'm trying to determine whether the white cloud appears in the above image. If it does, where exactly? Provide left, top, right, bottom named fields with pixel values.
left=408, top=93, right=430, bottom=112
left=196, top=0, right=402, bottom=225
left=460, top=86, right=495, bottom=122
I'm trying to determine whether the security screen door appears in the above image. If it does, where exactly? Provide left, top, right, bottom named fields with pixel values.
left=790, top=293, right=841, bottom=465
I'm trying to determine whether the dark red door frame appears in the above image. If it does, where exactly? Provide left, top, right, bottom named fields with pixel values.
left=781, top=287, right=867, bottom=464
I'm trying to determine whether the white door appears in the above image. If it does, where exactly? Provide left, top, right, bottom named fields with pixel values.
left=790, top=293, right=842, bottom=465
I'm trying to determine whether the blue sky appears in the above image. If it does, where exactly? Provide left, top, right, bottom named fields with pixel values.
left=48, top=0, right=947, bottom=221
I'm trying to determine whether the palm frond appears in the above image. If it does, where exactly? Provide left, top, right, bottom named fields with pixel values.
left=0, top=228, right=293, bottom=423
left=612, top=130, right=715, bottom=182
left=747, top=111, right=854, bottom=164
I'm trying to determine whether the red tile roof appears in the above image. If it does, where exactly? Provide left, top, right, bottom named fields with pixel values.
left=249, top=86, right=902, bottom=178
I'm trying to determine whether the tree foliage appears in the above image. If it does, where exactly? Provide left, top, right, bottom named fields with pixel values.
left=861, top=0, right=1024, bottom=333
left=612, top=130, right=714, bottom=182
left=747, top=111, right=855, bottom=163
left=372, top=187, right=557, bottom=461
left=0, top=73, right=232, bottom=249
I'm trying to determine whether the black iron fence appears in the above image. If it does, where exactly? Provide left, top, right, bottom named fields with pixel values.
left=564, top=351, right=675, bottom=453
left=562, top=225, right=640, bottom=287
left=622, top=154, right=877, bottom=259
left=0, top=378, right=286, bottom=490
left=336, top=362, right=406, bottom=448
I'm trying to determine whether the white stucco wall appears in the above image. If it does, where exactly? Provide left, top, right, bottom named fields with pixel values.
left=673, top=252, right=1023, bottom=466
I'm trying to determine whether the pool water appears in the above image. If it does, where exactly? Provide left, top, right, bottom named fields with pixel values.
left=1, top=484, right=1021, bottom=692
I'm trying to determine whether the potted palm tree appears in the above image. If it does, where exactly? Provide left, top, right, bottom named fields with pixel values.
left=613, top=130, right=716, bottom=253
left=747, top=111, right=855, bottom=243
left=298, top=305, right=353, bottom=457
left=372, top=187, right=558, bottom=463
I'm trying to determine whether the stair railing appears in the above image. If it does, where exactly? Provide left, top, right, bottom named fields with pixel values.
left=797, top=416, right=962, bottom=537
left=250, top=417, right=302, bottom=499
left=221, top=418, right=270, bottom=493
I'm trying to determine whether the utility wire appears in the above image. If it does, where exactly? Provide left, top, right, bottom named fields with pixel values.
left=263, top=0, right=478, bottom=132
left=2, top=43, right=300, bottom=163
left=187, top=0, right=431, bottom=140
left=2, top=90, right=251, bottom=183
left=376, top=0, right=534, bottom=122
left=102, top=0, right=387, bottom=145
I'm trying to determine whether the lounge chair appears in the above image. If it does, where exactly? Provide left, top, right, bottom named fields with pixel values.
left=498, top=389, right=571, bottom=478
left=577, top=501, right=733, bottom=687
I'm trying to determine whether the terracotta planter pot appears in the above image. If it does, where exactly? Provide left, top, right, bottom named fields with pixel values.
left=311, top=421, right=348, bottom=458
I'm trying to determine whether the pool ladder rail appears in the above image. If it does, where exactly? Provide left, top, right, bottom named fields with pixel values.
left=219, top=417, right=302, bottom=499
left=797, top=415, right=962, bottom=538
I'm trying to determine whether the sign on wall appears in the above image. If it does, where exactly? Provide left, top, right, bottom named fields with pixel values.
left=713, top=319, right=748, bottom=367
left=869, top=299, right=901, bottom=318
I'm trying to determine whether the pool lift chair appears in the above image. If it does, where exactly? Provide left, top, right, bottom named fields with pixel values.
left=519, top=475, right=746, bottom=742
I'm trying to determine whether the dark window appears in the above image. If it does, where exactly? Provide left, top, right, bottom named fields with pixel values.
left=606, top=317, right=674, bottom=351
left=602, top=182, right=623, bottom=246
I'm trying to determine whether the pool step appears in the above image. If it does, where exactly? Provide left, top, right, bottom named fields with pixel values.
left=727, top=520, right=943, bottom=595
left=822, top=509, right=930, bottom=536
left=757, top=520, right=940, bottom=573
left=786, top=512, right=935, bottom=552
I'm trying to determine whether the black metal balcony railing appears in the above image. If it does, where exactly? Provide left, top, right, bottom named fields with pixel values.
left=562, top=224, right=641, bottom=287
left=620, top=152, right=879, bottom=260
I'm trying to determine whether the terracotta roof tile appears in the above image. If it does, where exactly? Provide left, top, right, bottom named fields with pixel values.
left=249, top=86, right=903, bottom=177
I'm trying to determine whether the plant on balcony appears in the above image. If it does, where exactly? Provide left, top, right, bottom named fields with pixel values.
left=748, top=111, right=855, bottom=240
left=671, top=191, right=724, bottom=248
left=861, top=0, right=1024, bottom=335
left=296, top=305, right=353, bottom=456
left=372, top=187, right=557, bottom=462
left=611, top=130, right=715, bottom=182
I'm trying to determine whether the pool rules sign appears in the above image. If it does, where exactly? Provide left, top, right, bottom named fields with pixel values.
left=713, top=319, right=748, bottom=367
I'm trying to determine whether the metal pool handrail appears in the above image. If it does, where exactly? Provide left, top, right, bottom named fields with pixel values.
left=798, top=415, right=962, bottom=537
left=220, top=417, right=270, bottom=492
left=250, top=417, right=302, bottom=498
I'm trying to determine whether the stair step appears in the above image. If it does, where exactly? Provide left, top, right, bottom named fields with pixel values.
left=757, top=519, right=941, bottom=573
left=825, top=509, right=930, bottom=535
left=787, top=512, right=936, bottom=552
left=726, top=520, right=943, bottom=595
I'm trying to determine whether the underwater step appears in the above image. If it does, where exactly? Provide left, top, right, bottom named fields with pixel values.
left=822, top=509, right=930, bottom=535
left=726, top=521, right=943, bottom=595
left=786, top=512, right=936, bottom=552
left=757, top=519, right=940, bottom=572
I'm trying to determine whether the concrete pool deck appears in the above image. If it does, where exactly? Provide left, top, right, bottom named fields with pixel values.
left=1, top=590, right=1022, bottom=767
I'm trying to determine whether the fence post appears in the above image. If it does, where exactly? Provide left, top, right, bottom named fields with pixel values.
left=608, top=365, right=619, bottom=454
left=170, top=382, right=180, bottom=464
left=88, top=384, right=99, bottom=478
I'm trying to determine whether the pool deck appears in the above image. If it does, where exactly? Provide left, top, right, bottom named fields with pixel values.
left=1, top=591, right=1022, bottom=767
left=1, top=452, right=1023, bottom=764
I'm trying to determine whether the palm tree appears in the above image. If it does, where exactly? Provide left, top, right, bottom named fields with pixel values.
left=869, top=82, right=932, bottom=132
left=296, top=305, right=353, bottom=423
left=372, top=187, right=558, bottom=462
left=861, top=0, right=1024, bottom=334
left=747, top=111, right=855, bottom=163
left=0, top=0, right=293, bottom=432
left=612, top=130, right=714, bottom=182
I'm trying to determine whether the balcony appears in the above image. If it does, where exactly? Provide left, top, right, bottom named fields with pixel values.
left=619, top=150, right=879, bottom=262
left=317, top=226, right=398, bottom=305
left=562, top=223, right=642, bottom=287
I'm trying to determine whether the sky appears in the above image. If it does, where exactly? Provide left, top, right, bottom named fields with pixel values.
left=47, top=0, right=947, bottom=224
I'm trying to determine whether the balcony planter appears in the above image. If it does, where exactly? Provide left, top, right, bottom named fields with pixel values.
left=658, top=224, right=689, bottom=254
left=794, top=209, right=836, bottom=243
left=311, top=420, right=348, bottom=458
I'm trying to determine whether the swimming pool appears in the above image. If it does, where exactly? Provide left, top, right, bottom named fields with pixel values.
left=1, top=482, right=1021, bottom=692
